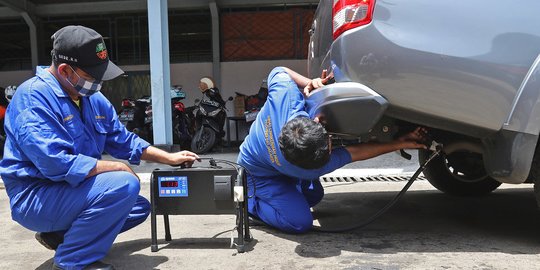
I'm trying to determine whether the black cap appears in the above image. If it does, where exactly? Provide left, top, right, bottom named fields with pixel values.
left=51, top=25, right=123, bottom=81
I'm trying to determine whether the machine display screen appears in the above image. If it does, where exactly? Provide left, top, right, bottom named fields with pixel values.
left=158, top=176, right=188, bottom=197
left=160, top=181, right=178, bottom=187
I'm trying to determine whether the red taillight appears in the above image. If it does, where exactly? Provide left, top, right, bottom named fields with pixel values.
left=174, top=102, right=185, bottom=112
left=332, top=0, right=375, bottom=39
left=122, top=99, right=133, bottom=107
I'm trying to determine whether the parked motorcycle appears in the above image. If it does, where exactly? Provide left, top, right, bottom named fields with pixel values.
left=190, top=95, right=233, bottom=154
left=118, top=95, right=153, bottom=143
left=0, top=85, right=16, bottom=157
left=170, top=87, right=193, bottom=149
left=119, top=87, right=195, bottom=146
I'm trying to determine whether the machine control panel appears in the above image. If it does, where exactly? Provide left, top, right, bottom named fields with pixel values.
left=158, top=176, right=188, bottom=197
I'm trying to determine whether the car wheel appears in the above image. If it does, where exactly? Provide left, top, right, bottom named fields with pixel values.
left=418, top=145, right=501, bottom=196
left=526, top=143, right=540, bottom=207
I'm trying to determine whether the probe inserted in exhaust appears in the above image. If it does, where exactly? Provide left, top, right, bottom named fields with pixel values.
left=313, top=141, right=444, bottom=233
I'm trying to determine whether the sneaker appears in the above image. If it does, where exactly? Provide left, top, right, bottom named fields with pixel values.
left=35, top=232, right=64, bottom=250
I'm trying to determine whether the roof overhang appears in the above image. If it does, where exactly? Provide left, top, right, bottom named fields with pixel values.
left=0, top=0, right=319, bottom=19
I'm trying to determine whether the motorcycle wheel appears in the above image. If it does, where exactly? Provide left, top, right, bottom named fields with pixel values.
left=191, top=126, right=216, bottom=154
left=124, top=121, right=137, bottom=132
left=173, top=117, right=192, bottom=150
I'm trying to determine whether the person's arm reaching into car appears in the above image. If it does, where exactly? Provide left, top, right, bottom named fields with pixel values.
left=281, top=67, right=333, bottom=95
left=303, top=69, right=333, bottom=96
left=346, top=127, right=427, bottom=162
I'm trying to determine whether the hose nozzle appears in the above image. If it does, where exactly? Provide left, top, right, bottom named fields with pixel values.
left=428, top=140, right=443, bottom=152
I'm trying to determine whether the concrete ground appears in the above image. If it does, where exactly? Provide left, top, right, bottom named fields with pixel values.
left=2, top=148, right=540, bottom=269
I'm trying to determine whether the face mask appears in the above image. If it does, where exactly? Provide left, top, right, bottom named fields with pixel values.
left=64, top=66, right=102, bottom=96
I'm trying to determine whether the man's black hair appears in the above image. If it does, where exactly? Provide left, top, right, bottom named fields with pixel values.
left=278, top=117, right=330, bottom=169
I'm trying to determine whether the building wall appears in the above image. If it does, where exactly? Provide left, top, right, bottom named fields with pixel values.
left=0, top=59, right=307, bottom=141
left=0, top=70, right=33, bottom=87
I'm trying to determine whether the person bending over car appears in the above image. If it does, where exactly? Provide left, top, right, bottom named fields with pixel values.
left=237, top=66, right=427, bottom=233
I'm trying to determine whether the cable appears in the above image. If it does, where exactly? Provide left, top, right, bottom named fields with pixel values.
left=312, top=143, right=443, bottom=233
left=200, top=158, right=257, bottom=199
left=199, top=158, right=255, bottom=243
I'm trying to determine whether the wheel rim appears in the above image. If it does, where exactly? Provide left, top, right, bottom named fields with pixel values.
left=443, top=150, right=488, bottom=183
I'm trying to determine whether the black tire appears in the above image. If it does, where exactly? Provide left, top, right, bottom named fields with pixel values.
left=173, top=117, right=192, bottom=149
left=527, top=143, right=540, bottom=207
left=123, top=121, right=137, bottom=132
left=419, top=148, right=501, bottom=196
left=191, top=127, right=216, bottom=154
left=0, top=134, right=5, bottom=157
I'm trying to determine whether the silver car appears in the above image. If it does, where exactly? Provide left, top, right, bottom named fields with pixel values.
left=307, top=0, right=540, bottom=198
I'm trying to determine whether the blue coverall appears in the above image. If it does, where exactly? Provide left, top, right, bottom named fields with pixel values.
left=0, top=66, right=151, bottom=269
left=237, top=67, right=352, bottom=233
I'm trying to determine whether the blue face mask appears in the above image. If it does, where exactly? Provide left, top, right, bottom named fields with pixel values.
left=65, top=66, right=102, bottom=96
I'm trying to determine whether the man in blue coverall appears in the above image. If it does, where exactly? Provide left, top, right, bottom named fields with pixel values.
left=0, top=25, right=199, bottom=270
left=237, top=67, right=427, bottom=233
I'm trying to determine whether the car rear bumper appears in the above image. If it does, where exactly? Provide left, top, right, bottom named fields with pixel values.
left=306, top=82, right=388, bottom=137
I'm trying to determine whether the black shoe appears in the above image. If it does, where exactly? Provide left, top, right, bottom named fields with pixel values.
left=248, top=215, right=266, bottom=227
left=52, top=261, right=115, bottom=270
left=35, top=232, right=64, bottom=250
left=84, top=261, right=116, bottom=270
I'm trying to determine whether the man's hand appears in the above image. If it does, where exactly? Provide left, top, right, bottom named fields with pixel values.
left=169, top=150, right=200, bottom=168
left=396, top=127, right=428, bottom=150
left=304, top=69, right=333, bottom=97
left=141, top=146, right=200, bottom=167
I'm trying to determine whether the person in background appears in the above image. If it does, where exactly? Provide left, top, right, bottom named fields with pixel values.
left=199, top=76, right=225, bottom=106
left=0, top=25, right=199, bottom=270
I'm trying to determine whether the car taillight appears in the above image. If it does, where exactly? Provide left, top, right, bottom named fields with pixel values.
left=333, top=0, right=375, bottom=39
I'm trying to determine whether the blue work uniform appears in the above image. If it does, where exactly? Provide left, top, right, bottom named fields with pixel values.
left=0, top=66, right=151, bottom=269
left=238, top=67, right=352, bottom=233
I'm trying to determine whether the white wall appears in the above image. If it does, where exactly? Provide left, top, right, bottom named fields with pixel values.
left=133, top=59, right=308, bottom=143
left=0, top=59, right=307, bottom=143
left=220, top=59, right=307, bottom=142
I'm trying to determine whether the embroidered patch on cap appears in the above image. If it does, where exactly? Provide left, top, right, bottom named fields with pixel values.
left=96, top=42, right=108, bottom=60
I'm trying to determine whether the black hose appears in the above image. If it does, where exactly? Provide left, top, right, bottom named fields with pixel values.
left=312, top=146, right=443, bottom=233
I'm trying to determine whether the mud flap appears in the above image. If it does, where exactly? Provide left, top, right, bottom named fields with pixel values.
left=306, top=82, right=388, bottom=137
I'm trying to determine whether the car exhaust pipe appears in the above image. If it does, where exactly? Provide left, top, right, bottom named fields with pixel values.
left=443, top=141, right=483, bottom=155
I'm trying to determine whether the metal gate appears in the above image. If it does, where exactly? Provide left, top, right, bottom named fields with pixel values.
left=101, top=71, right=150, bottom=113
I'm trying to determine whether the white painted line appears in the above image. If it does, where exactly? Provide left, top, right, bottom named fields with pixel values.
left=137, top=173, right=153, bottom=183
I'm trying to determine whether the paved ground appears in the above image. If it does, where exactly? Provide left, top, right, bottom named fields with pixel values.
left=2, top=148, right=540, bottom=269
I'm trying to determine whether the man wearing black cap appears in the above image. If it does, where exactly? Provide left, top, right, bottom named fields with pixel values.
left=0, top=25, right=199, bottom=270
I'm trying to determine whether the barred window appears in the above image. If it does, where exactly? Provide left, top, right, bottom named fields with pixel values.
left=220, top=6, right=315, bottom=61
left=0, top=5, right=315, bottom=71
left=0, top=19, right=32, bottom=70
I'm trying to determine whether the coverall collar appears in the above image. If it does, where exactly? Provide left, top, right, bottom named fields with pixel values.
left=287, top=110, right=309, bottom=122
left=35, top=65, right=70, bottom=98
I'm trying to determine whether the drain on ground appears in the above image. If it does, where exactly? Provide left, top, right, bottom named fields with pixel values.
left=320, top=175, right=426, bottom=183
